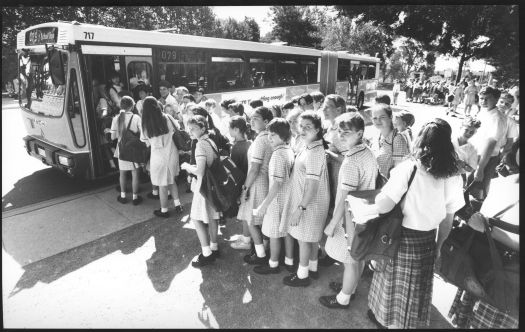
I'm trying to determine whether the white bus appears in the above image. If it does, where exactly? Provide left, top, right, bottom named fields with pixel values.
left=16, top=21, right=380, bottom=179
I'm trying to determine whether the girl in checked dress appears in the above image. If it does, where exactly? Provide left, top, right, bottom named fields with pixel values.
left=279, top=111, right=330, bottom=287
left=237, top=106, right=274, bottom=265
left=252, top=118, right=295, bottom=275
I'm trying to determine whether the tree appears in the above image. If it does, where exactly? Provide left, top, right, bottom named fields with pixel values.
left=269, top=6, right=321, bottom=48
left=213, top=16, right=260, bottom=42
left=335, top=5, right=515, bottom=84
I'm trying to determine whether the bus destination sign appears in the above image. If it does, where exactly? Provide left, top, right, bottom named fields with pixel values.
left=26, top=27, right=58, bottom=46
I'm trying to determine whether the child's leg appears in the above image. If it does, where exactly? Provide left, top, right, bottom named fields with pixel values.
left=169, top=182, right=181, bottom=207
left=242, top=220, right=251, bottom=238
left=309, top=242, right=320, bottom=274
left=193, top=219, right=212, bottom=256
left=131, top=169, right=140, bottom=198
left=269, top=237, right=281, bottom=263
left=342, top=261, right=365, bottom=295
left=248, top=223, right=265, bottom=257
left=208, top=219, right=219, bottom=251
left=297, top=240, right=312, bottom=279
left=159, top=185, right=169, bottom=211
left=119, top=170, right=127, bottom=197
left=284, top=234, right=294, bottom=263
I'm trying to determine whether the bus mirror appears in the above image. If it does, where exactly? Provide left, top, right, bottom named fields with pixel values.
left=49, top=49, right=66, bottom=85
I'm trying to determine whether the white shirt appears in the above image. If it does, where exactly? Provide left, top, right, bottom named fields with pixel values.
left=471, top=106, right=508, bottom=157
left=381, top=159, right=465, bottom=231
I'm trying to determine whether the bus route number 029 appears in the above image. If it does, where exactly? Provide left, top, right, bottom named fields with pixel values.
left=84, top=32, right=94, bottom=40
left=160, top=50, right=177, bottom=62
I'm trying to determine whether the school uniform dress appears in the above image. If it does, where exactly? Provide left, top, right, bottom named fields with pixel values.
left=324, top=123, right=349, bottom=201
left=140, top=114, right=180, bottom=186
left=372, top=129, right=411, bottom=179
left=190, top=134, right=220, bottom=224
left=110, top=111, right=142, bottom=171
left=280, top=139, right=330, bottom=242
left=367, top=159, right=464, bottom=329
left=262, top=145, right=294, bottom=239
left=464, top=85, right=478, bottom=106
left=237, top=131, right=273, bottom=226
left=325, top=144, right=378, bottom=264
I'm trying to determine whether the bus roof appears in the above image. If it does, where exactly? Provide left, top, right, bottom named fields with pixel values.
left=17, top=21, right=380, bottom=62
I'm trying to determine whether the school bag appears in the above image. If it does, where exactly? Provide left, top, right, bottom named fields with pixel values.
left=200, top=139, right=245, bottom=212
left=118, top=115, right=149, bottom=164
left=167, top=116, right=192, bottom=151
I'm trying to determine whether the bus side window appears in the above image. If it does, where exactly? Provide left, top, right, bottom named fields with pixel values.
left=67, top=69, right=86, bottom=147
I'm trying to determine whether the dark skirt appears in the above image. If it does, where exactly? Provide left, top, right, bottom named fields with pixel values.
left=368, top=227, right=436, bottom=329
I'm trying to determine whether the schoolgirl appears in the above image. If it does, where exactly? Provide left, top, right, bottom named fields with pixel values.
left=181, top=115, right=221, bottom=267
left=253, top=118, right=294, bottom=274
left=237, top=106, right=274, bottom=265
left=319, top=112, right=378, bottom=308
left=110, top=96, right=143, bottom=205
left=279, top=111, right=330, bottom=287
left=286, top=108, right=305, bottom=154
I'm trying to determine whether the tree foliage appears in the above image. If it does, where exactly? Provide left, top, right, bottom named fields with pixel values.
left=335, top=5, right=518, bottom=84
left=269, top=6, right=321, bottom=48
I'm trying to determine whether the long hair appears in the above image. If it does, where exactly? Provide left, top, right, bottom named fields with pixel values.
left=413, top=118, right=460, bottom=178
left=117, top=96, right=135, bottom=136
left=141, top=96, right=169, bottom=138
left=299, top=111, right=329, bottom=149
left=190, top=105, right=220, bottom=135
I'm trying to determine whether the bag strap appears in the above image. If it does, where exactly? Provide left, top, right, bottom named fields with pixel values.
left=488, top=201, right=519, bottom=234
left=399, top=164, right=417, bottom=203
left=481, top=216, right=506, bottom=306
left=166, top=114, right=178, bottom=132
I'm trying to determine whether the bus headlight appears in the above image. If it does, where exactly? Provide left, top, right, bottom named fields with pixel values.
left=57, top=155, right=74, bottom=167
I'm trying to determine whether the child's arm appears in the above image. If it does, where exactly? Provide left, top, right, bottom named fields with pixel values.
left=324, top=187, right=350, bottom=236
left=254, top=181, right=282, bottom=217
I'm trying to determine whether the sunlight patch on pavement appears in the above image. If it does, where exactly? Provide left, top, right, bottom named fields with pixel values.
left=242, top=288, right=252, bottom=304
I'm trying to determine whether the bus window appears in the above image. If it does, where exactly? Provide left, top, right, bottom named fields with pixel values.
left=156, top=48, right=206, bottom=92
left=19, top=50, right=68, bottom=116
left=337, top=59, right=350, bottom=82
left=275, top=58, right=318, bottom=86
left=365, top=62, right=377, bottom=79
left=249, top=57, right=276, bottom=88
left=209, top=56, right=245, bottom=92
left=67, top=69, right=86, bottom=147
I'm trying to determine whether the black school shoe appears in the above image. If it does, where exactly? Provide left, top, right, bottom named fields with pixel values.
left=367, top=309, right=387, bottom=329
left=191, top=253, right=216, bottom=267
left=319, top=295, right=350, bottom=309
left=253, top=264, right=280, bottom=275
left=117, top=195, right=128, bottom=204
left=147, top=193, right=173, bottom=200
left=153, top=209, right=170, bottom=218
left=132, top=195, right=143, bottom=206
left=174, top=205, right=184, bottom=214
left=328, top=282, right=358, bottom=300
left=283, top=274, right=311, bottom=287
left=243, top=252, right=268, bottom=265
left=211, top=249, right=221, bottom=259
left=319, top=255, right=336, bottom=267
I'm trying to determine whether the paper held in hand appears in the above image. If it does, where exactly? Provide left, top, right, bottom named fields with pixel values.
left=346, top=194, right=379, bottom=224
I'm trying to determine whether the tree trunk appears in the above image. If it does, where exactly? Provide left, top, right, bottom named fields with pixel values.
left=456, top=54, right=466, bottom=84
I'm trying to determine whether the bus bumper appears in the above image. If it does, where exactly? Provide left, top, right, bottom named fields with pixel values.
left=23, top=136, right=89, bottom=178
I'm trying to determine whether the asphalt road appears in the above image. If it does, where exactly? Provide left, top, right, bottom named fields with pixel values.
left=2, top=91, right=463, bottom=328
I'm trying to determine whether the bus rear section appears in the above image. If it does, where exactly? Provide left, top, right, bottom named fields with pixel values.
left=18, top=39, right=94, bottom=179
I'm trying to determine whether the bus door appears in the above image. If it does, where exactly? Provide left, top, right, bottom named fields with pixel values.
left=80, top=45, right=152, bottom=177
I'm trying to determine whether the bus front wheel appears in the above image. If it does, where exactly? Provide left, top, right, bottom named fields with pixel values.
left=357, top=92, right=365, bottom=109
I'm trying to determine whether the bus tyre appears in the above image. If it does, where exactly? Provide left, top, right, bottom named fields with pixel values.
left=357, top=93, right=364, bottom=109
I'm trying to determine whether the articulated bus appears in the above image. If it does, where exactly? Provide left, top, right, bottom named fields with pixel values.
left=16, top=21, right=380, bottom=180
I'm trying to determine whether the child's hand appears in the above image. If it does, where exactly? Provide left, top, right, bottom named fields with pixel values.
left=289, top=209, right=302, bottom=227
left=181, top=162, right=191, bottom=171
left=324, top=223, right=336, bottom=237
left=253, top=204, right=267, bottom=217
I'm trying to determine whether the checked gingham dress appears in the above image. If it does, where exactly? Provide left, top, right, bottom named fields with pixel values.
left=237, top=130, right=273, bottom=226
left=325, top=144, right=378, bottom=264
left=261, top=145, right=294, bottom=238
left=279, top=139, right=330, bottom=242
left=373, top=129, right=410, bottom=179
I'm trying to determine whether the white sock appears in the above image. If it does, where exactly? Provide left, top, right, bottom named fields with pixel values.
left=152, top=189, right=158, bottom=195
left=202, top=246, right=212, bottom=257
left=242, top=235, right=252, bottom=244
left=285, top=257, right=294, bottom=266
left=269, top=259, right=279, bottom=268
left=296, top=264, right=309, bottom=279
left=210, top=242, right=218, bottom=251
left=309, top=259, right=318, bottom=272
left=255, top=244, right=266, bottom=258
left=336, top=291, right=351, bottom=305
left=161, top=207, right=168, bottom=213
left=174, top=199, right=181, bottom=207
left=133, top=194, right=138, bottom=200
left=120, top=192, right=126, bottom=198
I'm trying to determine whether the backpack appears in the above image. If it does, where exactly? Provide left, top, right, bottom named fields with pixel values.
left=199, top=139, right=245, bottom=212
left=118, top=114, right=149, bottom=164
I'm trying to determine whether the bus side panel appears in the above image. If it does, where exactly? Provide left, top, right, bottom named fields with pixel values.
left=206, top=87, right=290, bottom=116
left=286, top=85, right=307, bottom=100
left=306, top=84, right=320, bottom=93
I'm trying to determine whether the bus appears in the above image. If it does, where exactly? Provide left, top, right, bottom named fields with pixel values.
left=16, top=21, right=380, bottom=180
